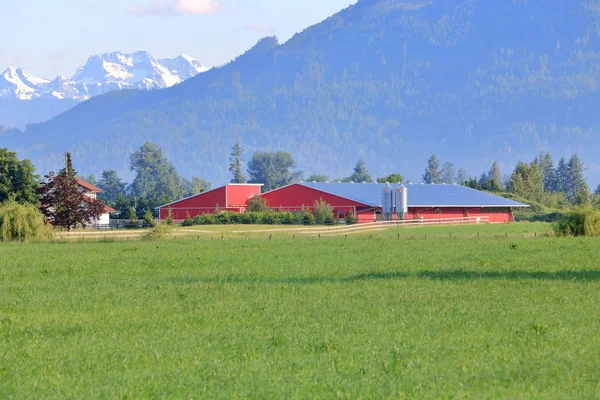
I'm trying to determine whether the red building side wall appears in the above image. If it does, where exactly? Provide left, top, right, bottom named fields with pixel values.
left=226, top=185, right=262, bottom=207
left=260, top=184, right=370, bottom=211
left=159, top=186, right=227, bottom=220
left=464, top=208, right=514, bottom=223
left=408, top=207, right=513, bottom=223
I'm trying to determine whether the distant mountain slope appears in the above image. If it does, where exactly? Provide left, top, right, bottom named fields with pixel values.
left=0, top=51, right=208, bottom=128
left=12, top=0, right=600, bottom=184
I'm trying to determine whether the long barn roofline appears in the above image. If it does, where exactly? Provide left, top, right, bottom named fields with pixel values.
left=262, top=182, right=529, bottom=208
left=259, top=182, right=375, bottom=207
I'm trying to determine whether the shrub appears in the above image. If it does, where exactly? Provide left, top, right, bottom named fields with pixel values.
left=240, top=212, right=253, bottom=224
left=143, top=209, right=156, bottom=228
left=164, top=208, right=174, bottom=225
left=248, top=195, right=270, bottom=212
left=144, top=222, right=174, bottom=241
left=0, top=200, right=53, bottom=242
left=314, top=199, right=334, bottom=224
left=181, top=212, right=194, bottom=227
left=194, top=213, right=215, bottom=225
left=346, top=210, right=357, bottom=225
left=553, top=207, right=600, bottom=237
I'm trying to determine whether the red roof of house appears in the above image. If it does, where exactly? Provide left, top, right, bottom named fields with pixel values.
left=103, top=204, right=116, bottom=213
left=77, top=178, right=104, bottom=193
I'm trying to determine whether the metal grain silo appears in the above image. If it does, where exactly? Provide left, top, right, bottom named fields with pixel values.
left=395, top=184, right=408, bottom=220
left=382, top=183, right=394, bottom=220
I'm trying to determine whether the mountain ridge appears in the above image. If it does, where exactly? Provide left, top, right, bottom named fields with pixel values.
left=0, top=51, right=209, bottom=128
left=7, top=0, right=600, bottom=184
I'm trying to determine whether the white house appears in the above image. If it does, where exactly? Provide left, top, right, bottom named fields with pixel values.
left=77, top=178, right=115, bottom=226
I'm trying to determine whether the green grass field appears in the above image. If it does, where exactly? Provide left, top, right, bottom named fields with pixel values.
left=1, top=223, right=599, bottom=398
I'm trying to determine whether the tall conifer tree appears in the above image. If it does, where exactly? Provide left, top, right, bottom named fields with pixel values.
left=229, top=143, right=247, bottom=183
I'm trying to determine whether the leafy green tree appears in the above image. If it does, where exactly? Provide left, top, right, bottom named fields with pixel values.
left=377, top=173, right=404, bottom=184
left=129, top=142, right=184, bottom=210
left=229, top=143, right=247, bottom=183
left=0, top=148, right=39, bottom=205
left=308, top=174, right=330, bottom=182
left=422, top=155, right=442, bottom=184
left=39, top=153, right=105, bottom=232
left=456, top=168, right=468, bottom=185
left=182, top=176, right=212, bottom=197
left=508, top=161, right=545, bottom=203
left=97, top=169, right=127, bottom=204
left=113, top=193, right=131, bottom=219
left=441, top=162, right=455, bottom=184
left=0, top=199, right=52, bottom=242
left=247, top=195, right=270, bottom=212
left=345, top=158, right=373, bottom=183
left=247, top=151, right=303, bottom=192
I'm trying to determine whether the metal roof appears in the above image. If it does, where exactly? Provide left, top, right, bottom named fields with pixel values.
left=298, top=182, right=529, bottom=208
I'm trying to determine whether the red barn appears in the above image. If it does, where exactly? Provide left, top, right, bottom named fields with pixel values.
left=259, top=183, right=529, bottom=223
left=157, top=184, right=262, bottom=221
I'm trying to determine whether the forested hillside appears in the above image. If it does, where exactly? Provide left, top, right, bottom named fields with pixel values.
left=8, top=0, right=600, bottom=183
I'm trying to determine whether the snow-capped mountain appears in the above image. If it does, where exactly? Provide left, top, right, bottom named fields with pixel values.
left=1, top=51, right=208, bottom=102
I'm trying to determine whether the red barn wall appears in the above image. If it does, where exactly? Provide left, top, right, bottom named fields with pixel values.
left=260, top=184, right=370, bottom=212
left=159, top=186, right=227, bottom=220
left=408, top=207, right=513, bottom=223
left=226, top=185, right=262, bottom=208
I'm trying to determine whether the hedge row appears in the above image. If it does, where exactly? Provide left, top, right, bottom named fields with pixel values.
left=180, top=210, right=357, bottom=226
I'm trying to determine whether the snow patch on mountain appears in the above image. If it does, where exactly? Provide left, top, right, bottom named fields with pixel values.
left=1, top=51, right=209, bottom=101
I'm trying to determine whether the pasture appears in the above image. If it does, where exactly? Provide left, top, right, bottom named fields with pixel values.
left=1, top=223, right=599, bottom=398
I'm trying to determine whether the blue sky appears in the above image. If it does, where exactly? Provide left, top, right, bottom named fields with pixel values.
left=1, top=0, right=357, bottom=78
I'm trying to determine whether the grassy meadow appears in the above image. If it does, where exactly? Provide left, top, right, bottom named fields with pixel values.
left=1, top=223, right=599, bottom=398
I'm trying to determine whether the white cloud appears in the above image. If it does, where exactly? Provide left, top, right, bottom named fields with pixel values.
left=129, top=0, right=224, bottom=16
left=243, top=22, right=274, bottom=33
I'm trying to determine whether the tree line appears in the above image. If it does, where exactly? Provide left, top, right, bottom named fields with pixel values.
left=422, top=153, right=598, bottom=209
left=2, top=143, right=600, bottom=231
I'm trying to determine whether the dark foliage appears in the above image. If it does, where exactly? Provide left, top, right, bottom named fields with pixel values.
left=39, top=153, right=105, bottom=231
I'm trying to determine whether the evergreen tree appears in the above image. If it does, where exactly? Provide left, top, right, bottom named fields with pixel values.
left=376, top=173, right=404, bottom=184
left=129, top=142, right=184, bottom=212
left=535, top=152, right=557, bottom=192
left=595, top=184, right=600, bottom=195
left=0, top=148, right=39, bottom=205
left=308, top=174, right=330, bottom=182
left=422, top=155, right=442, bottom=184
left=566, top=154, right=589, bottom=203
left=345, top=158, right=373, bottom=183
left=229, top=143, right=247, bottom=183
left=39, top=153, right=105, bottom=231
left=456, top=168, right=468, bottom=185
left=247, top=151, right=303, bottom=192
left=489, top=161, right=504, bottom=191
left=555, top=157, right=569, bottom=194
left=441, top=162, right=455, bottom=184
left=97, top=169, right=127, bottom=204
